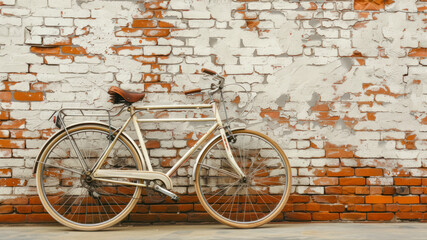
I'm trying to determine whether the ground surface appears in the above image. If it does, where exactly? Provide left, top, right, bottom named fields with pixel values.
left=0, top=223, right=426, bottom=240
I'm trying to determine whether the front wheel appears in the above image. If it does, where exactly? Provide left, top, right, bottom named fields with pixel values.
left=35, top=124, right=143, bottom=231
left=194, top=129, right=292, bottom=228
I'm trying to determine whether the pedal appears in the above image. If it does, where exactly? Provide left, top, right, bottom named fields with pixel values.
left=154, top=185, right=179, bottom=202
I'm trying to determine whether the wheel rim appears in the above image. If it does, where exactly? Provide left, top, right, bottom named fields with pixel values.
left=38, top=127, right=141, bottom=228
left=196, top=131, right=290, bottom=226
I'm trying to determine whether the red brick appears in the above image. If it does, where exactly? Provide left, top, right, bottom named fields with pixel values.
left=421, top=195, right=427, bottom=204
left=132, top=19, right=157, bottom=28
left=187, top=213, right=215, bottom=222
left=284, top=212, right=311, bottom=221
left=1, top=196, right=28, bottom=205
left=355, top=204, right=372, bottom=212
left=367, top=213, right=394, bottom=221
left=342, top=186, right=356, bottom=194
left=373, top=204, right=386, bottom=212
left=408, top=48, right=427, bottom=57
left=312, top=177, right=338, bottom=185
left=0, top=111, right=9, bottom=120
left=341, top=213, right=366, bottom=221
left=0, top=205, right=13, bottom=213
left=158, top=213, right=187, bottom=222
left=0, top=92, right=11, bottom=102
left=325, top=186, right=342, bottom=194
left=150, top=204, right=178, bottom=213
left=394, top=196, right=419, bottom=204
left=158, top=21, right=174, bottom=28
left=325, top=148, right=353, bottom=158
left=0, top=139, right=24, bottom=148
left=30, top=46, right=60, bottom=54
left=313, top=195, right=337, bottom=203
left=366, top=195, right=393, bottom=204
left=0, top=119, right=25, bottom=129
left=14, top=92, right=43, bottom=102
left=0, top=169, right=11, bottom=177
left=355, top=168, right=383, bottom=176
left=62, top=46, right=87, bottom=55
left=26, top=214, right=56, bottom=223
left=396, top=212, right=423, bottom=220
left=0, top=214, right=26, bottom=223
left=354, top=0, right=385, bottom=11
left=128, top=213, right=158, bottom=222
left=288, top=195, right=310, bottom=203
left=312, top=212, right=339, bottom=221
left=338, top=195, right=365, bottom=204
left=144, top=29, right=170, bottom=37
left=327, top=168, right=354, bottom=177
left=306, top=203, right=321, bottom=211
left=383, top=186, right=396, bottom=195
left=340, top=178, right=365, bottom=186
left=395, top=178, right=421, bottom=186
left=412, top=205, right=427, bottom=212
left=0, top=178, right=25, bottom=187
left=355, top=186, right=370, bottom=195
left=15, top=205, right=32, bottom=214
left=291, top=204, right=305, bottom=211
left=328, top=204, right=345, bottom=213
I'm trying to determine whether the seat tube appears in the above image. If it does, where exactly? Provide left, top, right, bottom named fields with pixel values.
left=130, top=106, right=153, bottom=171
left=213, top=103, right=246, bottom=179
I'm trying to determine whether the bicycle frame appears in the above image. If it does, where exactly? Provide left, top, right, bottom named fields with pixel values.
left=89, top=102, right=246, bottom=187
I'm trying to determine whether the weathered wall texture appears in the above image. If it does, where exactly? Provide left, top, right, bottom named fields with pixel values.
left=0, top=0, right=426, bottom=223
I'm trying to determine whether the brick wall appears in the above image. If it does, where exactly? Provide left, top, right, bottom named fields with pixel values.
left=0, top=0, right=426, bottom=223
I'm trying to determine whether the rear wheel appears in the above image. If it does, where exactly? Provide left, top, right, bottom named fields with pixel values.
left=35, top=124, right=142, bottom=231
left=194, top=129, right=292, bottom=228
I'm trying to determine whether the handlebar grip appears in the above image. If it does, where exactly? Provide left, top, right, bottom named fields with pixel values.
left=201, top=68, right=217, bottom=76
left=184, top=88, right=202, bottom=95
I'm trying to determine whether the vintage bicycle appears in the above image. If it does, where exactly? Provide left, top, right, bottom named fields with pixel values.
left=33, top=68, right=292, bottom=231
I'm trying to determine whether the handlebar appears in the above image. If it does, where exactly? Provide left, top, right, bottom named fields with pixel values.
left=184, top=68, right=225, bottom=95
left=201, top=68, right=217, bottom=76
left=184, top=88, right=202, bottom=95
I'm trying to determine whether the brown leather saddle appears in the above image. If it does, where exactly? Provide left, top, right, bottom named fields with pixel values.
left=108, top=86, right=145, bottom=105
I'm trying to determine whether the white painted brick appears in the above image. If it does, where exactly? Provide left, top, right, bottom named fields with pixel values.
left=296, top=186, right=324, bottom=195
left=224, top=65, right=253, bottom=75
left=45, top=55, right=73, bottom=64
left=31, top=26, right=59, bottom=36
left=48, top=0, right=71, bottom=8
left=32, top=8, right=61, bottom=17
left=1, top=8, right=30, bottom=16
left=0, top=16, right=21, bottom=26
left=183, top=11, right=211, bottom=19
left=311, top=158, right=339, bottom=167
left=59, top=64, right=89, bottom=73
left=273, top=2, right=299, bottom=10
left=188, top=20, right=215, bottom=28
left=150, top=149, right=176, bottom=157
left=62, top=9, right=91, bottom=18
left=248, top=2, right=271, bottom=10
left=44, top=17, right=73, bottom=27
left=144, top=46, right=172, bottom=55
left=314, top=48, right=338, bottom=57
left=0, top=0, right=15, bottom=5
left=289, top=158, right=310, bottom=167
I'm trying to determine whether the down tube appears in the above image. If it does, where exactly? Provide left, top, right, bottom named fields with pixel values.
left=166, top=123, right=219, bottom=177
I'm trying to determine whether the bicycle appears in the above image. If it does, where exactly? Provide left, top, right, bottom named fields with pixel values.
left=33, top=68, right=292, bottom=231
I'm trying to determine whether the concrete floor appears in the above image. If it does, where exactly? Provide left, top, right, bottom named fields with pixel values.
left=0, top=223, right=426, bottom=240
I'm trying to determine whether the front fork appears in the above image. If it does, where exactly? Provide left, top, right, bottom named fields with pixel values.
left=219, top=127, right=246, bottom=180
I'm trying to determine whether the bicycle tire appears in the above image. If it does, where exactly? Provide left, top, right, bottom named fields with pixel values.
left=35, top=123, right=143, bottom=231
left=194, top=129, right=292, bottom=228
